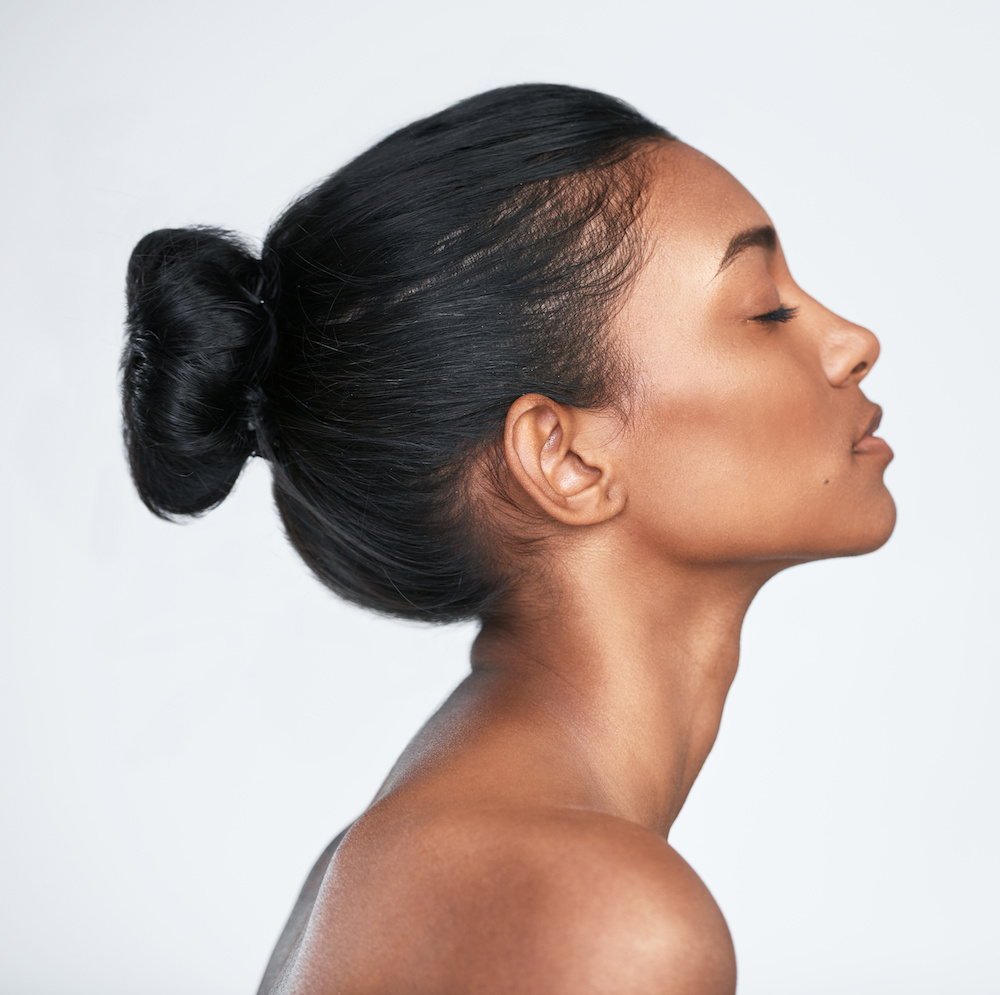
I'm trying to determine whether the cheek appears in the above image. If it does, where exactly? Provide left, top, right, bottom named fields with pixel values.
left=625, top=363, right=850, bottom=559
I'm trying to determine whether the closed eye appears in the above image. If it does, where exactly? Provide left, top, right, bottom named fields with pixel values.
left=752, top=305, right=799, bottom=324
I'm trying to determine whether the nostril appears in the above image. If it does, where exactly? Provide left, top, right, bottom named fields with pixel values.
left=851, top=361, right=868, bottom=375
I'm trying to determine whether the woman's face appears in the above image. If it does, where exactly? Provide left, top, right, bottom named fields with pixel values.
left=614, top=142, right=895, bottom=565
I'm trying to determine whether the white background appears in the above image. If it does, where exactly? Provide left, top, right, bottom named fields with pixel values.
left=1, top=1, right=997, bottom=992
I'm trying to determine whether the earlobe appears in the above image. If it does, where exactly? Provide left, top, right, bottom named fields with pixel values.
left=503, top=394, right=625, bottom=526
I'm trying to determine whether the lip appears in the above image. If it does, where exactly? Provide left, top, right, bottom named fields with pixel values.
left=853, top=403, right=893, bottom=457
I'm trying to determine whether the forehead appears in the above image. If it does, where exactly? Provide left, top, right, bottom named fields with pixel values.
left=611, top=143, right=776, bottom=377
left=640, top=142, right=772, bottom=282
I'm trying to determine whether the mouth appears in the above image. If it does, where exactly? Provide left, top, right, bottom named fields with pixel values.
left=853, top=404, right=892, bottom=457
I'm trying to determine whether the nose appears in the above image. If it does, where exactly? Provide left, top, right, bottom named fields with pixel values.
left=819, top=312, right=880, bottom=388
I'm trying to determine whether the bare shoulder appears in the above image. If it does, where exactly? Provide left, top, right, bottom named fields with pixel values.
left=443, top=808, right=737, bottom=995
left=293, top=806, right=735, bottom=995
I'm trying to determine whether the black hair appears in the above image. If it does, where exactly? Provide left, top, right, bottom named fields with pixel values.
left=122, top=83, right=672, bottom=622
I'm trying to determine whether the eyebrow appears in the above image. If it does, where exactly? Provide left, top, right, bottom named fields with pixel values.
left=716, top=224, right=777, bottom=275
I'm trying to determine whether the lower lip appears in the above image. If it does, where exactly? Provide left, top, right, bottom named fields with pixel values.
left=853, top=435, right=893, bottom=458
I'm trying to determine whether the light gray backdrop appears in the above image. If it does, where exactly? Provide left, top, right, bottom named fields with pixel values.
left=2, top=0, right=996, bottom=992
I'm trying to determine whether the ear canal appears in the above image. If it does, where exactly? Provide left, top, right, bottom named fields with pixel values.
left=549, top=447, right=602, bottom=498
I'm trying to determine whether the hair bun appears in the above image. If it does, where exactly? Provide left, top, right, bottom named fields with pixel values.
left=121, top=226, right=271, bottom=518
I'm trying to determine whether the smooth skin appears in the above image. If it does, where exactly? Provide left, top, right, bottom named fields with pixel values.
left=258, top=142, right=895, bottom=995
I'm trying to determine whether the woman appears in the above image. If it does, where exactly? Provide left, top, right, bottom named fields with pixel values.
left=122, top=84, right=894, bottom=994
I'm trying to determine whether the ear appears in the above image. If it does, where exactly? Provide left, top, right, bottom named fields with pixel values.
left=503, top=393, right=626, bottom=526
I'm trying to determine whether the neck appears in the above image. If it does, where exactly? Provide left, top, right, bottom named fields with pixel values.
left=471, top=555, right=778, bottom=837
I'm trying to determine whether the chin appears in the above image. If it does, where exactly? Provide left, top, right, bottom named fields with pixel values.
left=825, top=487, right=898, bottom=559
left=760, top=487, right=897, bottom=566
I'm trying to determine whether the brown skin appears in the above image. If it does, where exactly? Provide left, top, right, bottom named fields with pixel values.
left=258, top=142, right=895, bottom=994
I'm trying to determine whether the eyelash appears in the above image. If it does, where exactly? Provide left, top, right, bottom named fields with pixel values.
left=752, top=305, right=799, bottom=324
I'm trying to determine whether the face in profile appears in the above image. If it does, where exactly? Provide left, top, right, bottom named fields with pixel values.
left=613, top=142, right=895, bottom=567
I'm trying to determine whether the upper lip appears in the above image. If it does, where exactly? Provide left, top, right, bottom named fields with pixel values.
left=855, top=404, right=883, bottom=446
